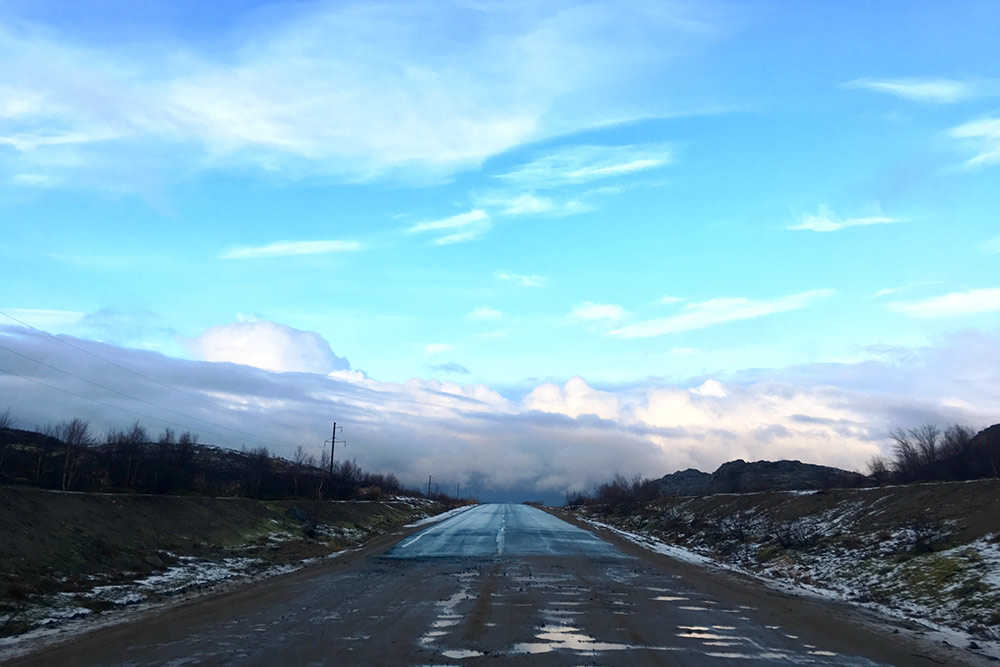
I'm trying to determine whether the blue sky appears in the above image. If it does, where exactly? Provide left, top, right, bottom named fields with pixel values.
left=1, top=1, right=999, bottom=499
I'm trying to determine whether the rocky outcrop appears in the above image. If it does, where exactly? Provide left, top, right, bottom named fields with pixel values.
left=659, top=459, right=868, bottom=496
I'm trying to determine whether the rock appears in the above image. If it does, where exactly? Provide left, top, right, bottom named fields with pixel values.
left=145, top=554, right=164, bottom=568
left=285, top=507, right=310, bottom=522
left=302, top=521, right=316, bottom=538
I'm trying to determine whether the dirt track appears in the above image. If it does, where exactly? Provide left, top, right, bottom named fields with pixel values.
left=6, top=504, right=989, bottom=666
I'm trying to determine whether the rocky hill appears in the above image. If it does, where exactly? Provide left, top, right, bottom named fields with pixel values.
left=658, top=459, right=868, bottom=496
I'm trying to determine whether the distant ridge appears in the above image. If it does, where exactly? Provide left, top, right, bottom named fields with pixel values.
left=658, top=459, right=868, bottom=496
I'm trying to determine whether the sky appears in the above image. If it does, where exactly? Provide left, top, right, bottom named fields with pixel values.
left=1, top=1, right=999, bottom=502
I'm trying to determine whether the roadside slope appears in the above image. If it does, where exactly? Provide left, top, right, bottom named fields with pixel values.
left=567, top=479, right=1000, bottom=653
left=0, top=485, right=448, bottom=640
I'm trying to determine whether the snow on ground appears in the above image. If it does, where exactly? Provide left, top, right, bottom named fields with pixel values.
left=583, top=516, right=1000, bottom=662
left=405, top=504, right=475, bottom=528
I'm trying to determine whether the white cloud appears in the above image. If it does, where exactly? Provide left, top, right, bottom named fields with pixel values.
left=981, top=237, right=1000, bottom=255
left=220, top=240, right=361, bottom=260
left=3, top=326, right=999, bottom=499
left=473, top=191, right=592, bottom=217
left=569, top=301, right=626, bottom=322
left=407, top=210, right=491, bottom=245
left=185, top=320, right=350, bottom=374
left=496, top=271, right=546, bottom=287
left=0, top=2, right=722, bottom=185
left=0, top=308, right=85, bottom=330
left=466, top=306, right=503, bottom=321
left=657, top=295, right=684, bottom=304
left=525, top=376, right=620, bottom=420
left=10, top=172, right=57, bottom=187
left=789, top=204, right=902, bottom=232
left=610, top=289, right=834, bottom=338
left=872, top=281, right=942, bottom=299
left=950, top=117, right=1000, bottom=167
left=424, top=343, right=452, bottom=355
left=498, top=143, right=673, bottom=189
left=844, top=77, right=975, bottom=104
left=889, top=288, right=1000, bottom=318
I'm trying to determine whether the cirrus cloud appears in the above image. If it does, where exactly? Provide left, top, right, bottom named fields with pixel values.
left=610, top=289, right=834, bottom=339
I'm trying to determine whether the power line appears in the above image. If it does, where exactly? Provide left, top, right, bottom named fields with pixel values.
left=0, top=364, right=288, bottom=449
left=0, top=310, right=310, bottom=432
left=0, top=341, right=311, bottom=448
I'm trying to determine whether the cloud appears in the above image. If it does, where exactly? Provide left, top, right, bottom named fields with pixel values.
left=872, top=281, right=941, bottom=299
left=0, top=2, right=723, bottom=186
left=220, top=240, right=362, bottom=260
left=981, top=237, right=1000, bottom=255
left=569, top=302, right=626, bottom=322
left=889, top=288, right=1000, bottom=318
left=525, top=376, right=621, bottom=420
left=843, top=77, right=975, bottom=104
left=407, top=209, right=491, bottom=245
left=2, top=326, right=998, bottom=501
left=498, top=143, right=673, bottom=189
left=789, top=204, right=903, bottom=232
left=610, top=289, right=834, bottom=338
left=496, top=271, right=546, bottom=288
left=657, top=295, right=684, bottom=305
left=466, top=306, right=503, bottom=321
left=949, top=117, right=1000, bottom=167
left=424, top=343, right=452, bottom=355
left=184, top=321, right=350, bottom=374
left=428, top=362, right=471, bottom=375
left=473, top=192, right=592, bottom=217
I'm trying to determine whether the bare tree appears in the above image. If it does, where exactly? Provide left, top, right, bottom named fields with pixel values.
left=867, top=454, right=891, bottom=483
left=940, top=424, right=974, bottom=458
left=292, top=445, right=307, bottom=497
left=60, top=417, right=93, bottom=491
left=911, top=424, right=940, bottom=467
left=0, top=408, right=14, bottom=429
left=890, top=428, right=921, bottom=480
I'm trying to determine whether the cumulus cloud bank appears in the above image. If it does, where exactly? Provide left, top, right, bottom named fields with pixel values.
left=1, top=324, right=997, bottom=501
left=185, top=321, right=350, bottom=374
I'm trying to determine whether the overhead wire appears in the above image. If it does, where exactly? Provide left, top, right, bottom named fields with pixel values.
left=0, top=310, right=311, bottom=432
left=0, top=342, right=321, bottom=451
left=0, top=364, right=284, bottom=449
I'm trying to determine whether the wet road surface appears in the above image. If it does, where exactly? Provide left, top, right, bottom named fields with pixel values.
left=385, top=503, right=621, bottom=559
left=12, top=503, right=955, bottom=666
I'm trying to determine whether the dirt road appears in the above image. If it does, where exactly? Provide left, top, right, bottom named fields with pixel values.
left=8, top=504, right=984, bottom=665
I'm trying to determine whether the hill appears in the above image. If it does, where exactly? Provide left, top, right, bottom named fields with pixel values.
left=659, top=459, right=868, bottom=495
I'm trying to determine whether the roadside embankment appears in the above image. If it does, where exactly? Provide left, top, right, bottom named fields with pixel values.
left=568, top=479, right=1000, bottom=648
left=0, top=485, right=451, bottom=639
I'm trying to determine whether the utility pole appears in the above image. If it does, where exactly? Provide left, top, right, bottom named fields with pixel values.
left=326, top=422, right=345, bottom=475
left=427, top=475, right=432, bottom=497
left=456, top=483, right=460, bottom=499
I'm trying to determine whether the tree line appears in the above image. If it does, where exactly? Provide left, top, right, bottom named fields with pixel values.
left=566, top=422, right=997, bottom=508
left=0, top=409, right=432, bottom=502
left=867, top=423, right=998, bottom=484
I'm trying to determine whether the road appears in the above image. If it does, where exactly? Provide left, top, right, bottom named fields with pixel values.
left=10, top=503, right=975, bottom=666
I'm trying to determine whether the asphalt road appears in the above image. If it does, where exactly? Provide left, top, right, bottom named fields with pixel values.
left=10, top=503, right=979, bottom=666
left=385, top=503, right=621, bottom=559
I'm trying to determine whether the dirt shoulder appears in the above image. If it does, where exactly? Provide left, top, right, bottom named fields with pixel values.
left=547, top=506, right=994, bottom=666
left=0, top=485, right=448, bottom=646
left=548, top=479, right=1000, bottom=665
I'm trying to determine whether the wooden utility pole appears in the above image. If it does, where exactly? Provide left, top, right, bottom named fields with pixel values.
left=427, top=475, right=432, bottom=497
left=328, top=422, right=345, bottom=475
